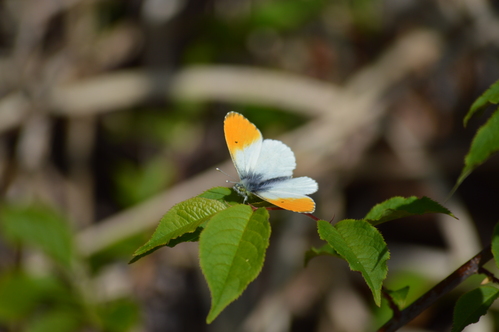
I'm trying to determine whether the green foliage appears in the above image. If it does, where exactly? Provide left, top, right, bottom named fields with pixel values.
left=0, top=272, right=68, bottom=322
left=0, top=201, right=142, bottom=332
left=131, top=188, right=459, bottom=322
left=130, top=197, right=228, bottom=263
left=364, top=196, right=455, bottom=226
left=304, top=243, right=339, bottom=266
left=464, top=79, right=499, bottom=126
left=0, top=204, right=74, bottom=268
left=114, top=157, right=174, bottom=207
left=317, top=219, right=389, bottom=306
left=452, top=285, right=499, bottom=332
left=249, top=0, right=326, bottom=31
left=97, top=299, right=140, bottom=332
left=198, top=186, right=242, bottom=204
left=384, top=286, right=410, bottom=309
left=200, top=205, right=271, bottom=323
left=493, top=223, right=499, bottom=269
left=456, top=110, right=499, bottom=187
left=26, top=309, right=81, bottom=332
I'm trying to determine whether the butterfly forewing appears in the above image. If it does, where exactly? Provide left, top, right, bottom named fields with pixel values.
left=224, top=112, right=262, bottom=178
left=253, top=139, right=296, bottom=180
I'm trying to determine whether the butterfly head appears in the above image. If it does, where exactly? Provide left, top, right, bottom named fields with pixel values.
left=233, top=182, right=250, bottom=203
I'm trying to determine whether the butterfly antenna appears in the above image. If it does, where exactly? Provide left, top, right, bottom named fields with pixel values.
left=216, top=167, right=237, bottom=183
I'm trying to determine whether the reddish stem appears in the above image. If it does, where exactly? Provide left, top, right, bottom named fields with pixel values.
left=377, top=245, right=493, bottom=332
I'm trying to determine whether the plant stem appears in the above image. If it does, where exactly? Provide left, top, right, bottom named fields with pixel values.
left=377, top=245, right=493, bottom=332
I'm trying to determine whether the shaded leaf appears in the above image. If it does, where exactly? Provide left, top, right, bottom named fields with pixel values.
left=364, top=196, right=454, bottom=226
left=114, top=157, right=173, bottom=207
left=318, top=219, right=389, bottom=306
left=130, top=197, right=227, bottom=263
left=200, top=205, right=270, bottom=323
left=198, top=187, right=242, bottom=204
left=456, top=110, right=499, bottom=187
left=250, top=0, right=326, bottom=31
left=464, top=79, right=499, bottom=126
left=385, top=286, right=410, bottom=309
left=452, top=285, right=499, bottom=332
left=0, top=272, right=69, bottom=322
left=97, top=299, right=140, bottom=332
left=304, top=243, right=339, bottom=266
left=0, top=204, right=74, bottom=267
left=27, top=309, right=80, bottom=332
left=492, top=222, right=499, bottom=270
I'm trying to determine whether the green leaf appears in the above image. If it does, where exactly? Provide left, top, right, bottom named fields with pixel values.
left=114, top=157, right=173, bottom=207
left=317, top=219, right=389, bottom=306
left=198, top=187, right=242, bottom=204
left=492, top=222, right=499, bottom=270
left=456, top=109, right=499, bottom=187
left=304, top=243, right=339, bottom=266
left=452, top=285, right=499, bottom=332
left=364, top=196, right=455, bottom=226
left=200, top=205, right=270, bottom=323
left=97, top=299, right=140, bottom=332
left=130, top=197, right=227, bottom=263
left=26, top=309, right=80, bottom=332
left=0, top=272, right=69, bottom=322
left=385, top=286, right=410, bottom=309
left=0, top=272, right=45, bottom=321
left=0, top=204, right=74, bottom=267
left=250, top=0, right=326, bottom=31
left=464, top=79, right=499, bottom=126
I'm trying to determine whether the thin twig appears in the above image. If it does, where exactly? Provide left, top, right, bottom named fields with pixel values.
left=478, top=267, right=499, bottom=284
left=377, top=245, right=493, bottom=332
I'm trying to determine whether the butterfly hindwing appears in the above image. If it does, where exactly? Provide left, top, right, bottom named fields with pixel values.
left=255, top=177, right=318, bottom=213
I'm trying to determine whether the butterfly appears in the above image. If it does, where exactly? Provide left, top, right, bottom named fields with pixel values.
left=224, top=111, right=318, bottom=213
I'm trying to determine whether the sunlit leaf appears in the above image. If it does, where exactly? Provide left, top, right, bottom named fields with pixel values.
left=318, top=219, right=389, bottom=306
left=200, top=205, right=270, bottom=323
left=364, top=196, right=454, bottom=226
left=452, top=285, right=499, bottom=332
left=130, top=197, right=227, bottom=263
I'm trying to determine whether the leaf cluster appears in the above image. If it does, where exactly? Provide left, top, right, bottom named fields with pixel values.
left=131, top=78, right=499, bottom=329
left=0, top=204, right=140, bottom=332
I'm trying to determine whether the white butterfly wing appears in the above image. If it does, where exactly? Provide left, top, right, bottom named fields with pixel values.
left=255, top=177, right=318, bottom=213
left=256, top=177, right=318, bottom=199
left=252, top=139, right=296, bottom=180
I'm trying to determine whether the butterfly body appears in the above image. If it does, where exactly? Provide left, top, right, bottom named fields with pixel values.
left=224, top=112, right=318, bottom=213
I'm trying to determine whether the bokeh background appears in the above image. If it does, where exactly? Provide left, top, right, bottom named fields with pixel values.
left=1, top=0, right=499, bottom=331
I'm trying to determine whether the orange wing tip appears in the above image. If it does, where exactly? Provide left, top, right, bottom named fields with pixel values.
left=224, top=112, right=261, bottom=153
left=266, top=197, right=316, bottom=213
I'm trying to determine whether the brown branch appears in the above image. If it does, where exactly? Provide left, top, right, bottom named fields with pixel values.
left=377, top=245, right=493, bottom=332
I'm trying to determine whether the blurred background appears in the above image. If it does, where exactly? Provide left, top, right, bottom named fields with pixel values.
left=1, top=0, right=499, bottom=331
